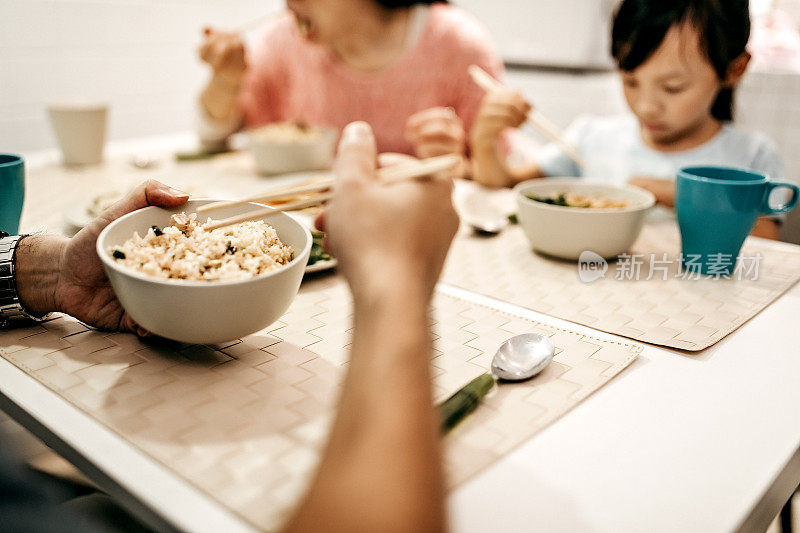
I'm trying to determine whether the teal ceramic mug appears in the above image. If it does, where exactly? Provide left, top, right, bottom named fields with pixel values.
left=0, top=154, right=24, bottom=234
left=676, top=166, right=799, bottom=275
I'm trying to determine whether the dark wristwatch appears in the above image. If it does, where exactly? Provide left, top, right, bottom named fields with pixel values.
left=0, top=233, right=52, bottom=328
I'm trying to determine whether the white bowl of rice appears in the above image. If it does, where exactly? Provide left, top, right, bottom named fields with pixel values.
left=97, top=199, right=312, bottom=344
left=514, top=178, right=655, bottom=260
left=246, top=122, right=338, bottom=175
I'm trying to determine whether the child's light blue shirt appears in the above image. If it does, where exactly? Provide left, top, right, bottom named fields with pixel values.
left=538, top=114, right=785, bottom=183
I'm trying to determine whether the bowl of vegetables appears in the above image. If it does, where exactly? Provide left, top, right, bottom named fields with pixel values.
left=514, top=178, right=655, bottom=260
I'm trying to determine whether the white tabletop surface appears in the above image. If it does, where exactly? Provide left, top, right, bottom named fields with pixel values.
left=3, top=137, right=800, bottom=532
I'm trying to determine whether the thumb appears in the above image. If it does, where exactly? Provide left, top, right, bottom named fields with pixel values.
left=103, top=180, right=189, bottom=221
left=87, top=180, right=189, bottom=236
left=334, top=122, right=377, bottom=185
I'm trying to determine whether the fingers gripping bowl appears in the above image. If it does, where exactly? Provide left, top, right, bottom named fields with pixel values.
left=514, top=179, right=656, bottom=260
left=97, top=199, right=312, bottom=344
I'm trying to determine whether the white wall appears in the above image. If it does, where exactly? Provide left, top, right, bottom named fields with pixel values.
left=0, top=0, right=282, bottom=154
left=454, top=0, right=618, bottom=69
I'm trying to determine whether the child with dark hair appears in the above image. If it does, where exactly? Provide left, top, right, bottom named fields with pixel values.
left=471, top=0, right=786, bottom=238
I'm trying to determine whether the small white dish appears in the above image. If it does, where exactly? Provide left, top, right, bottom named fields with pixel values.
left=304, top=259, right=337, bottom=273
left=64, top=202, right=96, bottom=229
left=64, top=190, right=126, bottom=229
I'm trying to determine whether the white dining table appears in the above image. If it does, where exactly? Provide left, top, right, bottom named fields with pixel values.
left=2, top=137, right=800, bottom=533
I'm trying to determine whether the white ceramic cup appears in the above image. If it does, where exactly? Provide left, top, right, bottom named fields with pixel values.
left=46, top=102, right=108, bottom=165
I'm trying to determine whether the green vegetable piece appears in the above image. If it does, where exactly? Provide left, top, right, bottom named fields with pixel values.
left=507, top=213, right=518, bottom=225
left=112, top=249, right=126, bottom=260
left=151, top=225, right=163, bottom=236
left=528, top=193, right=569, bottom=207
left=174, top=147, right=232, bottom=161
left=308, top=230, right=334, bottom=266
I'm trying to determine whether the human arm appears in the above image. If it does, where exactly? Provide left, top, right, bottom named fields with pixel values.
left=628, top=177, right=676, bottom=207
left=405, top=107, right=468, bottom=178
left=470, top=89, right=542, bottom=188
left=750, top=217, right=780, bottom=240
left=282, top=122, right=458, bottom=533
left=197, top=28, right=248, bottom=148
left=14, top=180, right=189, bottom=332
left=198, top=28, right=247, bottom=122
left=748, top=136, right=787, bottom=240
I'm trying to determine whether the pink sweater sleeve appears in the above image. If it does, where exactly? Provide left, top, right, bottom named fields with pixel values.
left=237, top=18, right=292, bottom=128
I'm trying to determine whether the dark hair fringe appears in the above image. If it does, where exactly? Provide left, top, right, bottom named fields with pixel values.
left=611, top=0, right=750, bottom=121
left=712, top=88, right=734, bottom=122
left=375, top=0, right=446, bottom=8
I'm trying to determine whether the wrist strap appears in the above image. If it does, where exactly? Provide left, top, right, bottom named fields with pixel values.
left=0, top=234, right=52, bottom=328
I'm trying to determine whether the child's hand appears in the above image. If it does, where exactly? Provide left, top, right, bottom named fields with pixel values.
left=628, top=176, right=675, bottom=207
left=199, top=28, right=247, bottom=87
left=751, top=217, right=780, bottom=240
left=405, top=107, right=466, bottom=160
left=469, top=89, right=532, bottom=188
left=470, top=89, right=532, bottom=147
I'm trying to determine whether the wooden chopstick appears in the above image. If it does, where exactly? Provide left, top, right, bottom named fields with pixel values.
left=196, top=181, right=333, bottom=214
left=198, top=154, right=461, bottom=215
left=468, top=64, right=504, bottom=94
left=378, top=153, right=461, bottom=183
left=201, top=153, right=460, bottom=231
left=468, top=65, right=586, bottom=169
left=203, top=193, right=333, bottom=231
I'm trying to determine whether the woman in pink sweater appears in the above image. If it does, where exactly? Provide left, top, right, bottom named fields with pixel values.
left=198, top=0, right=502, bottom=162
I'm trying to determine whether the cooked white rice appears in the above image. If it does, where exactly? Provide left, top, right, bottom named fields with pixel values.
left=110, top=212, right=294, bottom=281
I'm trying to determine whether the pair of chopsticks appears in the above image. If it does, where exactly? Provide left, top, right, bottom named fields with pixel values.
left=468, top=65, right=586, bottom=169
left=200, top=154, right=461, bottom=231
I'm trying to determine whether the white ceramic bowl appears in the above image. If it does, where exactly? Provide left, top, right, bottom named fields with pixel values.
left=97, top=199, right=312, bottom=344
left=246, top=125, right=337, bottom=175
left=514, top=178, right=656, bottom=260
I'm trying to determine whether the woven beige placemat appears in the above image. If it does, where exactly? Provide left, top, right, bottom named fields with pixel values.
left=0, top=276, right=638, bottom=531
left=442, top=221, right=800, bottom=351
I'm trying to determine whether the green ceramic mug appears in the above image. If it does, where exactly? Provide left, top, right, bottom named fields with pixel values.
left=0, top=154, right=24, bottom=234
left=676, top=166, right=799, bottom=275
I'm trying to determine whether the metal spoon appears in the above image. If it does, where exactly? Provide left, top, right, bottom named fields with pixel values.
left=439, top=333, right=555, bottom=433
left=459, top=189, right=509, bottom=236
left=129, top=154, right=158, bottom=169
left=467, top=216, right=508, bottom=236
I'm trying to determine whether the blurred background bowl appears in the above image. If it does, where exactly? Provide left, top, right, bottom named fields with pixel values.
left=514, top=178, right=655, bottom=260
left=246, top=122, right=337, bottom=175
left=97, top=199, right=311, bottom=344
